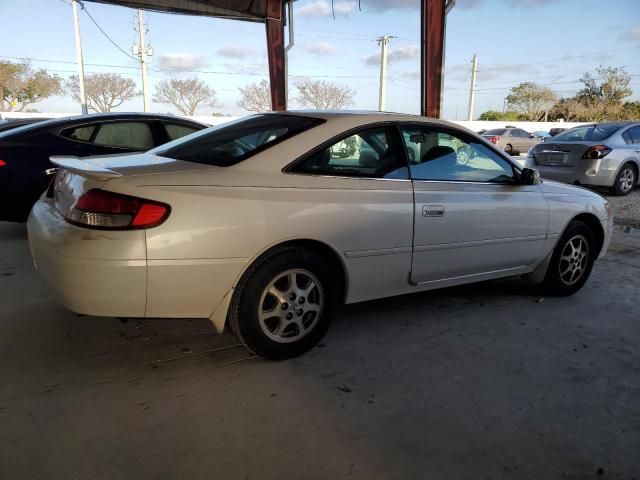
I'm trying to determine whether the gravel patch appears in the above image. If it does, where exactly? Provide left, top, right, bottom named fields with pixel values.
left=604, top=188, right=640, bottom=227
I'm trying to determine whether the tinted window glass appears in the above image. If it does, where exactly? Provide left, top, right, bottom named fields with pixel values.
left=483, top=129, right=507, bottom=135
left=627, top=126, right=640, bottom=144
left=402, top=127, right=515, bottom=183
left=553, top=125, right=620, bottom=141
left=622, top=130, right=633, bottom=144
left=156, top=114, right=323, bottom=166
left=93, top=122, right=154, bottom=149
left=292, top=127, right=408, bottom=179
left=61, top=124, right=96, bottom=142
left=514, top=129, right=531, bottom=138
left=165, top=123, right=200, bottom=141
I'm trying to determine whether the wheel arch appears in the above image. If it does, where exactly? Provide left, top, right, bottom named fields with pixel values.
left=616, top=160, right=639, bottom=185
left=562, top=212, right=605, bottom=258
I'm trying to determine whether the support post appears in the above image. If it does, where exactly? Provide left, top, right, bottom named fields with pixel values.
left=467, top=53, right=477, bottom=121
left=420, top=0, right=446, bottom=118
left=377, top=35, right=392, bottom=111
left=265, top=0, right=286, bottom=111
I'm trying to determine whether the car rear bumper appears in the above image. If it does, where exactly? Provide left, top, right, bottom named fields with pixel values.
left=530, top=160, right=617, bottom=187
left=27, top=198, right=148, bottom=317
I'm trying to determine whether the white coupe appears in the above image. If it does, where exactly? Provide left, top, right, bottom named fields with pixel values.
left=28, top=112, right=613, bottom=359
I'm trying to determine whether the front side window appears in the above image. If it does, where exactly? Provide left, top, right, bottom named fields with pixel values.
left=291, top=127, right=408, bottom=179
left=401, top=126, right=516, bottom=183
left=93, top=122, right=154, bottom=150
left=156, top=114, right=323, bottom=166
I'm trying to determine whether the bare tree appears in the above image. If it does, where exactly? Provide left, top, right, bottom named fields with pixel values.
left=67, top=73, right=139, bottom=112
left=154, top=77, right=221, bottom=116
left=238, top=79, right=272, bottom=113
left=0, top=60, right=62, bottom=112
left=296, top=79, right=354, bottom=110
left=506, top=82, right=558, bottom=121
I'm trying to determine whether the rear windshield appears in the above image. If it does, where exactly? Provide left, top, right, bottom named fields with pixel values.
left=552, top=125, right=620, bottom=142
left=154, top=114, right=324, bottom=166
left=483, top=129, right=506, bottom=135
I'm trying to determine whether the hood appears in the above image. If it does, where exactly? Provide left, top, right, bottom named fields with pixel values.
left=538, top=179, right=606, bottom=200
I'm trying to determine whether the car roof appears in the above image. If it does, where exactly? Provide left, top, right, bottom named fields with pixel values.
left=264, top=110, right=462, bottom=129
left=0, top=112, right=208, bottom=139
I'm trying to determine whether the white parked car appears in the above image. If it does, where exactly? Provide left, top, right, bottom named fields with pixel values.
left=28, top=112, right=613, bottom=359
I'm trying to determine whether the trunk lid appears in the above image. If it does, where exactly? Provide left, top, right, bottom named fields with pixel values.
left=531, top=141, right=598, bottom=167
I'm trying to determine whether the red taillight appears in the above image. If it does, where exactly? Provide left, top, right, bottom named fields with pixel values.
left=0, top=160, right=6, bottom=167
left=65, top=189, right=169, bottom=229
left=486, top=136, right=499, bottom=144
left=582, top=145, right=611, bottom=160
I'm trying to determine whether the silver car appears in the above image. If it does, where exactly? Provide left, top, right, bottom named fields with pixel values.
left=482, top=127, right=542, bottom=155
left=527, top=122, right=640, bottom=196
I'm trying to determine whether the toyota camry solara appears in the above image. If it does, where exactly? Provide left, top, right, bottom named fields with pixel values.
left=28, top=112, right=613, bottom=359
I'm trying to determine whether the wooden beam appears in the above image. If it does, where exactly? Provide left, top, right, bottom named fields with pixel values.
left=265, top=0, right=286, bottom=111
left=421, top=0, right=446, bottom=118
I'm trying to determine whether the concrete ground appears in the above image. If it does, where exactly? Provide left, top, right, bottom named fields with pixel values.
left=1, top=221, right=639, bottom=480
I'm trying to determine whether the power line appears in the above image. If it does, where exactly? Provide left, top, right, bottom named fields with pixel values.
left=78, top=1, right=140, bottom=61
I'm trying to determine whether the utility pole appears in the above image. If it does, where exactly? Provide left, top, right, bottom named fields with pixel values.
left=135, top=10, right=150, bottom=112
left=71, top=0, right=88, bottom=114
left=377, top=35, right=393, bottom=112
left=467, top=53, right=478, bottom=121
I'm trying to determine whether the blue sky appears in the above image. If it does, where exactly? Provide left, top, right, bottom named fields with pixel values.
left=1, top=0, right=639, bottom=118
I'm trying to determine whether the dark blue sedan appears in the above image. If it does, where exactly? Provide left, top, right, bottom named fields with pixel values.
left=0, top=113, right=207, bottom=221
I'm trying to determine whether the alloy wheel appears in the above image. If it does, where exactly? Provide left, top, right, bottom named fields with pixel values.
left=258, top=269, right=324, bottom=344
left=619, top=167, right=635, bottom=194
left=559, top=235, right=589, bottom=286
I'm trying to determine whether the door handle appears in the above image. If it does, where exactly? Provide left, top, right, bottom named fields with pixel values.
left=634, top=149, right=640, bottom=153
left=422, top=205, right=445, bottom=217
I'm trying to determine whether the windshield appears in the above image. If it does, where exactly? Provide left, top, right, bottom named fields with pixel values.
left=154, top=114, right=324, bottom=166
left=552, top=124, right=620, bottom=141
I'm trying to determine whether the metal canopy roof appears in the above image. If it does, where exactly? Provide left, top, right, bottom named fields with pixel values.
left=86, top=0, right=275, bottom=22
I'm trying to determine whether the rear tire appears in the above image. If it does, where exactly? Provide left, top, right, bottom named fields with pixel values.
left=229, top=246, right=336, bottom=360
left=610, top=163, right=636, bottom=196
left=504, top=144, right=513, bottom=155
left=542, top=221, right=596, bottom=296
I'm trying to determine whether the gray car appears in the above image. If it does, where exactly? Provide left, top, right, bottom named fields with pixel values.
left=526, top=122, right=640, bottom=196
left=482, top=127, right=541, bottom=155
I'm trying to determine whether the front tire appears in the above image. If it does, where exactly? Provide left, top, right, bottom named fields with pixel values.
left=229, top=246, right=337, bottom=360
left=504, top=144, right=513, bottom=155
left=610, top=163, right=636, bottom=196
left=542, top=221, right=596, bottom=296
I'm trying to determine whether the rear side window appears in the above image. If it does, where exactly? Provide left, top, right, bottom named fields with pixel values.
left=483, top=129, right=506, bottom=135
left=626, top=126, right=640, bottom=144
left=93, top=122, right=154, bottom=150
left=553, top=125, right=620, bottom=142
left=61, top=124, right=96, bottom=142
left=165, top=123, right=201, bottom=141
left=156, top=114, right=324, bottom=166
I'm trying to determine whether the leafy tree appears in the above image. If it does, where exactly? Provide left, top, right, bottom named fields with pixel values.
left=505, top=82, right=558, bottom=121
left=237, top=79, right=272, bottom=113
left=154, top=77, right=221, bottom=115
left=478, top=110, right=522, bottom=121
left=0, top=60, right=62, bottom=112
left=622, top=101, right=640, bottom=120
left=296, top=79, right=354, bottom=110
left=67, top=73, right=139, bottom=112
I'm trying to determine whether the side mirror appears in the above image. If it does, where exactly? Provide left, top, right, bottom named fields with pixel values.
left=519, top=167, right=541, bottom=185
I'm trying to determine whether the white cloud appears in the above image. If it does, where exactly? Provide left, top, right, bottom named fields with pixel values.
left=157, top=54, right=208, bottom=72
left=619, top=25, right=640, bottom=42
left=363, top=45, right=419, bottom=65
left=303, top=42, right=338, bottom=56
left=222, top=63, right=267, bottom=75
left=217, top=45, right=254, bottom=59
left=297, top=0, right=356, bottom=17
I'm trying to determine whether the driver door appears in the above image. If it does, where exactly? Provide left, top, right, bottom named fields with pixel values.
left=401, top=124, right=549, bottom=284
